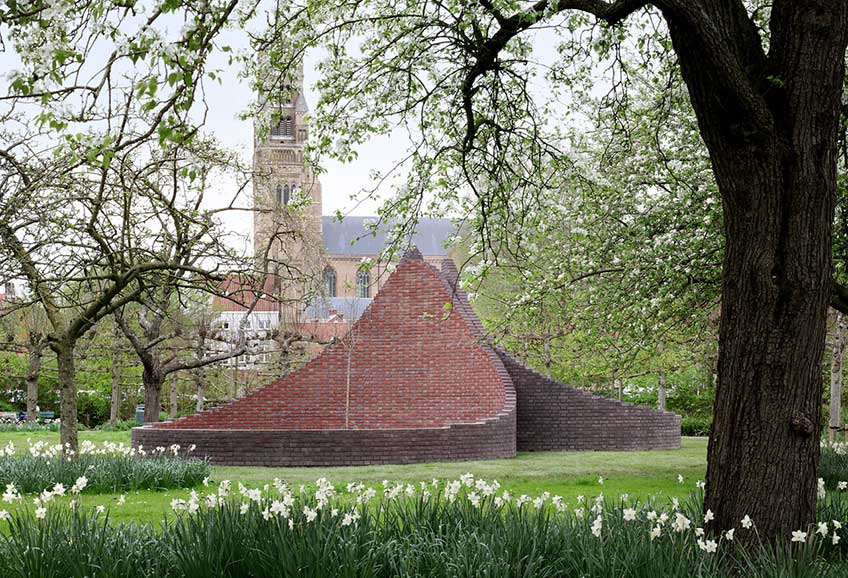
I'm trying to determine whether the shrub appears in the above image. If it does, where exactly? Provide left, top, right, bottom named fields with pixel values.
left=95, top=419, right=138, bottom=432
left=0, top=441, right=209, bottom=493
left=681, top=415, right=712, bottom=436
left=77, top=392, right=111, bottom=428
left=0, top=476, right=847, bottom=577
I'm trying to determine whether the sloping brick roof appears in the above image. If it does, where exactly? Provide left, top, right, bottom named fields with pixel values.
left=155, top=246, right=507, bottom=430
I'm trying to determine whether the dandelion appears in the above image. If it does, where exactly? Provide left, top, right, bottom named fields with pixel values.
left=741, top=515, right=753, bottom=529
left=623, top=508, right=637, bottom=521
left=791, top=530, right=807, bottom=543
left=35, top=507, right=46, bottom=520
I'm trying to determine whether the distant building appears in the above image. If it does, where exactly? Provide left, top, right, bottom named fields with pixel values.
left=213, top=62, right=454, bottom=369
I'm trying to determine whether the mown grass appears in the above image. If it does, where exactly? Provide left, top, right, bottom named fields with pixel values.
left=0, top=430, right=707, bottom=526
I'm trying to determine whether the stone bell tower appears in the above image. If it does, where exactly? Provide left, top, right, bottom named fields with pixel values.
left=253, top=62, right=323, bottom=308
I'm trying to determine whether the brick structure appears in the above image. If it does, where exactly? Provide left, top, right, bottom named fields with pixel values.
left=133, top=248, right=679, bottom=465
left=497, top=351, right=681, bottom=451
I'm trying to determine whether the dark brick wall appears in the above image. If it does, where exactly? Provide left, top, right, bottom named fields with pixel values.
left=132, top=401, right=516, bottom=466
left=497, top=350, right=681, bottom=451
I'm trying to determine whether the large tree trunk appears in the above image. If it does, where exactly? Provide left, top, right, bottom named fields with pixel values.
left=142, top=359, right=165, bottom=423
left=54, top=341, right=78, bottom=454
left=25, top=341, right=43, bottom=423
left=831, top=312, right=846, bottom=442
left=664, top=1, right=848, bottom=540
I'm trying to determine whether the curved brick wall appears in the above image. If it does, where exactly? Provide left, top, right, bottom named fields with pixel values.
left=133, top=249, right=517, bottom=465
left=496, top=350, right=681, bottom=451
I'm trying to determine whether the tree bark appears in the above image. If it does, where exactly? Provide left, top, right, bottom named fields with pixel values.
left=831, top=312, right=846, bottom=442
left=25, top=340, right=43, bottom=423
left=664, top=0, right=848, bottom=539
left=109, top=332, right=122, bottom=428
left=142, top=360, right=165, bottom=423
left=170, top=376, right=178, bottom=418
left=54, top=341, right=78, bottom=454
left=657, top=341, right=666, bottom=412
left=195, top=380, right=205, bottom=413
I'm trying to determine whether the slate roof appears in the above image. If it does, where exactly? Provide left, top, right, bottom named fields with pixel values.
left=322, top=216, right=454, bottom=256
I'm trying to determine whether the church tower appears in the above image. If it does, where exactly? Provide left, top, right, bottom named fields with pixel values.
left=253, top=64, right=324, bottom=304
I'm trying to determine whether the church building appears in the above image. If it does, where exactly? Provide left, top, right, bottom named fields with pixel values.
left=213, top=65, right=453, bottom=363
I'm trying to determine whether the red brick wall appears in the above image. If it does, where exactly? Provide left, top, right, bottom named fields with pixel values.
left=153, top=251, right=506, bottom=431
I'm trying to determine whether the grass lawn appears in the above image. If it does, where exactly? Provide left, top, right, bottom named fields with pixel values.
left=0, top=430, right=707, bottom=526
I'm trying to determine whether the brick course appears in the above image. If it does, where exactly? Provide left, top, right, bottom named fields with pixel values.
left=132, top=247, right=679, bottom=465
left=497, top=350, right=681, bottom=451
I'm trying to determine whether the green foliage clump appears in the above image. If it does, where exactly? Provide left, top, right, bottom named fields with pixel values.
left=76, top=392, right=111, bottom=428
left=95, top=420, right=138, bottom=432
left=681, top=416, right=712, bottom=436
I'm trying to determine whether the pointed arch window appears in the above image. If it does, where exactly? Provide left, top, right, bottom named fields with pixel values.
left=280, top=184, right=290, bottom=205
left=322, top=267, right=337, bottom=297
left=356, top=269, right=371, bottom=298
